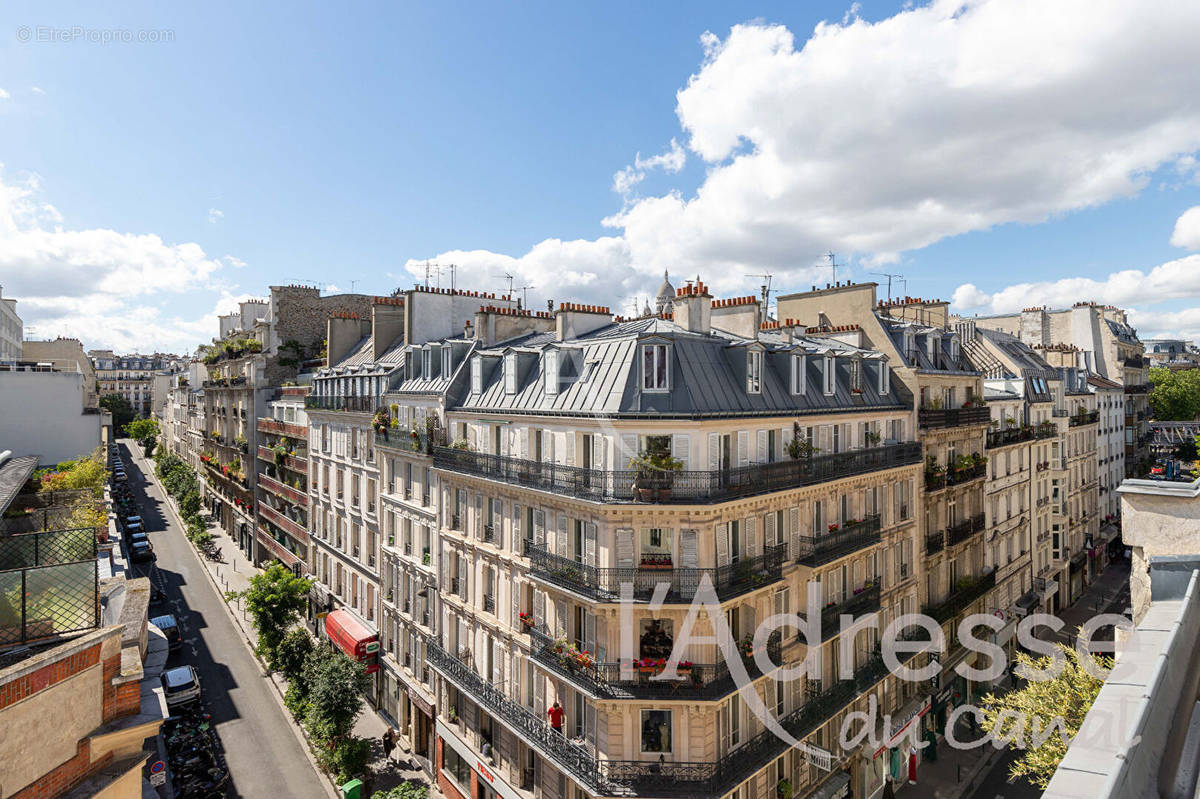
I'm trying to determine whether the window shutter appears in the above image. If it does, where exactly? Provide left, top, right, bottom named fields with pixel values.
left=511, top=575, right=521, bottom=626
left=534, top=672, right=545, bottom=717
left=818, top=425, right=831, bottom=454
left=554, top=599, right=567, bottom=637
left=533, top=589, right=545, bottom=627
left=756, top=430, right=768, bottom=463
left=492, top=639, right=502, bottom=685
left=566, top=433, right=576, bottom=467
left=474, top=493, right=483, bottom=538
left=520, top=427, right=530, bottom=458
left=585, top=611, right=596, bottom=654
left=585, top=701, right=596, bottom=751
left=680, top=529, right=698, bottom=568
left=584, top=522, right=597, bottom=567
left=672, top=434, right=690, bottom=470
left=746, top=516, right=759, bottom=558
left=492, top=498, right=504, bottom=548
left=737, top=431, right=749, bottom=467
left=780, top=427, right=789, bottom=460
left=595, top=615, right=608, bottom=662
left=459, top=558, right=468, bottom=602
left=621, top=435, right=637, bottom=466
left=764, top=512, right=777, bottom=548
left=716, top=523, right=730, bottom=567
left=616, top=528, right=635, bottom=569
left=708, top=433, right=720, bottom=470
left=557, top=514, right=568, bottom=557
left=788, top=507, right=800, bottom=562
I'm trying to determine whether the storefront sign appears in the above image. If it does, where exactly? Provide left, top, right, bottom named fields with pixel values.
left=875, top=697, right=931, bottom=756
left=436, top=719, right=523, bottom=799
left=806, top=744, right=834, bottom=771
left=408, top=685, right=434, bottom=716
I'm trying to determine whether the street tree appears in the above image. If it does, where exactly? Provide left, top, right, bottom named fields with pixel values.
left=1148, top=366, right=1200, bottom=421
left=126, top=418, right=160, bottom=456
left=226, top=563, right=312, bottom=665
left=302, top=645, right=370, bottom=744
left=100, top=394, right=136, bottom=435
left=977, top=642, right=1110, bottom=789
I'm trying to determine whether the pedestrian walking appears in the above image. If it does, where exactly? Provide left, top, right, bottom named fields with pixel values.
left=547, top=700, right=565, bottom=735
left=382, top=727, right=397, bottom=760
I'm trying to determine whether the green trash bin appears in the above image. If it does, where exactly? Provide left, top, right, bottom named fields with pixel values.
left=340, top=779, right=363, bottom=799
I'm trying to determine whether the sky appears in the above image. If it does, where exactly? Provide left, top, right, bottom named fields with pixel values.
left=3, top=0, right=1200, bottom=354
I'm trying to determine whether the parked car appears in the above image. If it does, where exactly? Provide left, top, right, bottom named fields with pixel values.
left=114, top=471, right=127, bottom=482
left=161, top=665, right=201, bottom=706
left=128, top=532, right=150, bottom=547
left=150, top=614, right=182, bottom=652
left=130, top=539, right=155, bottom=562
left=124, top=515, right=143, bottom=533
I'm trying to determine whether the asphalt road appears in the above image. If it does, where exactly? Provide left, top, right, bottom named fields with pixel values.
left=118, top=441, right=327, bottom=799
left=964, top=747, right=1042, bottom=799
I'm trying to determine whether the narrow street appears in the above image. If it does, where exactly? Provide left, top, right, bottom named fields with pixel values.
left=119, top=441, right=328, bottom=799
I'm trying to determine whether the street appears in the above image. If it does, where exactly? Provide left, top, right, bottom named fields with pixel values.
left=119, top=441, right=328, bottom=799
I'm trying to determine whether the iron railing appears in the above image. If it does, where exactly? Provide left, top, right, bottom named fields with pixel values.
left=946, top=514, right=986, bottom=547
left=1069, top=411, right=1100, bottom=427
left=923, top=570, right=997, bottom=624
left=433, top=442, right=922, bottom=505
left=925, top=463, right=987, bottom=492
left=986, top=427, right=1035, bottom=448
left=0, top=529, right=99, bottom=646
left=0, top=526, right=97, bottom=570
left=375, top=429, right=440, bottom=455
left=925, top=529, right=945, bottom=556
left=528, top=626, right=783, bottom=700
left=816, top=583, right=881, bottom=641
left=918, top=406, right=992, bottom=429
left=304, top=395, right=379, bottom=413
left=524, top=541, right=785, bottom=603
left=797, top=516, right=881, bottom=567
left=257, top=417, right=308, bottom=439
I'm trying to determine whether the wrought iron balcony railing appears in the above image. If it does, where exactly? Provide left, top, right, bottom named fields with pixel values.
left=923, top=570, right=997, bottom=624
left=524, top=541, right=785, bottom=603
left=1069, top=410, right=1100, bottom=427
left=945, top=513, right=986, bottom=547
left=433, top=442, right=921, bottom=505
left=305, top=395, right=379, bottom=413
left=986, top=427, right=1036, bottom=448
left=797, top=516, right=881, bottom=567
left=918, top=406, right=992, bottom=429
left=924, top=463, right=987, bottom=492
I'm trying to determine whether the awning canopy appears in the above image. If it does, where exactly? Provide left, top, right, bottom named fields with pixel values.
left=325, top=608, right=379, bottom=658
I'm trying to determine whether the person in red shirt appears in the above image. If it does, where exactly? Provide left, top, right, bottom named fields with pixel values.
left=547, top=700, right=564, bottom=734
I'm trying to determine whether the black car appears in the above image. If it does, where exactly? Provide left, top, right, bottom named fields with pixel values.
left=150, top=614, right=182, bottom=652
left=130, top=539, right=155, bottom=563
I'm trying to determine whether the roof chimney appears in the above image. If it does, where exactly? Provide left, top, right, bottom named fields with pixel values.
left=672, top=281, right=712, bottom=334
left=371, top=297, right=406, bottom=360
left=710, top=295, right=761, bottom=339
left=555, top=302, right=612, bottom=342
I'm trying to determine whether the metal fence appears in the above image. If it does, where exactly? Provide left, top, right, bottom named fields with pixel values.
left=797, top=516, right=882, bottom=567
left=434, top=442, right=921, bottom=505
left=0, top=527, right=97, bottom=571
left=0, top=559, right=99, bottom=645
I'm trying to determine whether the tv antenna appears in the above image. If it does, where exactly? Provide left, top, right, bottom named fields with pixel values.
left=871, top=272, right=906, bottom=302
left=515, top=284, right=534, bottom=310
left=744, top=272, right=775, bottom=316
left=825, top=252, right=839, bottom=283
left=448, top=264, right=457, bottom=292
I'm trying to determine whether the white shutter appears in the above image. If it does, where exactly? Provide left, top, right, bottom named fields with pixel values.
left=757, top=430, right=768, bottom=463
left=554, top=599, right=567, bottom=636
left=716, top=523, right=730, bottom=567
left=788, top=507, right=800, bottom=562
left=708, top=433, right=720, bottom=470
left=533, top=588, right=545, bottom=626
left=584, top=522, right=597, bottom=567
left=780, top=428, right=789, bottom=461
left=595, top=615, right=608, bottom=662
left=680, top=529, right=698, bottom=568
left=511, top=575, right=521, bottom=626
left=621, top=435, right=638, bottom=466
left=513, top=503, right=523, bottom=552
left=746, top=516, right=759, bottom=558
left=459, top=558, right=468, bottom=602
left=520, top=427, right=530, bottom=459
left=584, top=611, right=596, bottom=654
left=492, top=639, right=502, bottom=685
left=534, top=509, right=546, bottom=545
left=616, top=528, right=635, bottom=569
left=492, top=498, right=504, bottom=548
left=672, top=434, right=690, bottom=471
left=843, top=423, right=852, bottom=452
left=474, top=493, right=483, bottom=538
left=737, top=431, right=749, bottom=467
left=566, top=433, right=576, bottom=467
left=540, top=430, right=551, bottom=463
left=818, top=425, right=831, bottom=454
left=556, top=514, right=568, bottom=557
left=764, top=512, right=777, bottom=548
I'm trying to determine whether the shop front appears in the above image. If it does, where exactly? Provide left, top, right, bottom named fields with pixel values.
left=436, top=718, right=523, bottom=799
left=1069, top=552, right=1086, bottom=603
left=864, top=695, right=932, bottom=795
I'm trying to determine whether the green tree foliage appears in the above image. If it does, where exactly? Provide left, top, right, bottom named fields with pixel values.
left=227, top=563, right=312, bottom=664
left=276, top=627, right=316, bottom=684
left=180, top=490, right=201, bottom=519
left=1148, top=367, right=1200, bottom=421
left=371, top=782, right=430, bottom=799
left=38, top=447, right=109, bottom=497
left=978, top=643, right=1110, bottom=789
left=100, top=394, right=136, bottom=435
left=1175, top=435, right=1198, bottom=463
left=302, top=645, right=370, bottom=743
left=318, top=735, right=371, bottom=784
left=127, top=418, right=160, bottom=455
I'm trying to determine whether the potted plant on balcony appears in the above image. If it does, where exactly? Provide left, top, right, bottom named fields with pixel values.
left=233, top=433, right=248, bottom=452
left=519, top=611, right=535, bottom=629
left=864, top=429, right=881, bottom=446
left=786, top=437, right=818, bottom=460
left=630, top=449, right=684, bottom=501
left=737, top=637, right=754, bottom=659
left=675, top=659, right=693, bottom=675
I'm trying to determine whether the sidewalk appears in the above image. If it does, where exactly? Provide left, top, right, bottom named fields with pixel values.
left=144, top=452, right=439, bottom=799
left=915, top=558, right=1132, bottom=798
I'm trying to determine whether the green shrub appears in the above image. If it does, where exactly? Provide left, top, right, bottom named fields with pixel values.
left=317, top=736, right=371, bottom=784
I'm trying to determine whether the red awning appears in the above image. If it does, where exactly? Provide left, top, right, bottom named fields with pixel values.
left=324, top=609, right=379, bottom=659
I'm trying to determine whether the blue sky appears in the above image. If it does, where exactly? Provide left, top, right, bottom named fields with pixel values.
left=3, top=0, right=1200, bottom=352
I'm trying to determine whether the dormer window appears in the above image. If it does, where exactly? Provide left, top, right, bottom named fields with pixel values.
left=442, top=347, right=452, bottom=377
left=879, top=358, right=890, bottom=395
left=544, top=350, right=559, bottom=396
left=903, top=330, right=916, bottom=361
left=504, top=352, right=518, bottom=395
left=470, top=357, right=482, bottom=395
left=642, top=343, right=669, bottom=392
left=927, top=334, right=939, bottom=366
left=791, top=354, right=806, bottom=395
left=850, top=357, right=862, bottom=393
left=422, top=348, right=432, bottom=378
left=746, top=350, right=762, bottom=394
left=949, top=336, right=960, bottom=364
left=823, top=356, right=836, bottom=396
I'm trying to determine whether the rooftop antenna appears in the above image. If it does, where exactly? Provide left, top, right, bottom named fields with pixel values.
left=516, top=284, right=534, bottom=310
left=448, top=264, right=457, bottom=292
left=826, top=252, right=839, bottom=284
left=870, top=272, right=905, bottom=302
left=349, top=280, right=358, bottom=294
left=745, top=272, right=774, bottom=317
left=496, top=272, right=516, bottom=297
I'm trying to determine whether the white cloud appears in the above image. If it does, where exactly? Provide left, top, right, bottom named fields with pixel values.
left=0, top=89, right=10, bottom=100
left=1170, top=206, right=1200, bottom=250
left=30, top=87, right=45, bottom=96
left=410, top=0, right=1200, bottom=306
left=223, top=255, right=247, bottom=269
left=208, top=207, right=223, bottom=224
left=612, top=139, right=687, bottom=197
left=0, top=167, right=236, bottom=352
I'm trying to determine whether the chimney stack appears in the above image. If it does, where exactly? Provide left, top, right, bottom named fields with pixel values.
left=672, top=281, right=712, bottom=335
left=371, top=297, right=406, bottom=360
left=555, top=302, right=613, bottom=342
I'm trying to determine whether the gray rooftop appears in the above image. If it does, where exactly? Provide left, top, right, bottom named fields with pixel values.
left=0, top=454, right=38, bottom=516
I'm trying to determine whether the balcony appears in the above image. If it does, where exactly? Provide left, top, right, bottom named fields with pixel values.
left=375, top=429, right=438, bottom=456
left=816, top=583, right=881, bottom=642
left=923, top=570, right=997, bottom=624
left=946, top=513, right=986, bottom=547
left=924, top=462, right=987, bottom=492
left=426, top=638, right=605, bottom=794
left=524, top=541, right=786, bottom=603
left=259, top=502, right=308, bottom=542
left=986, top=426, right=1035, bottom=448
left=305, top=395, right=379, bottom=413
left=1124, top=383, right=1150, bottom=395
left=201, top=458, right=251, bottom=495
left=918, top=406, right=992, bottom=429
left=257, top=417, right=308, bottom=439
left=257, top=445, right=307, bottom=474
left=527, top=626, right=783, bottom=701
left=796, top=516, right=882, bottom=567
left=0, top=528, right=99, bottom=646
left=925, top=529, right=945, bottom=556
left=259, top=472, right=309, bottom=507
left=433, top=441, right=921, bottom=505
left=1070, top=410, right=1100, bottom=427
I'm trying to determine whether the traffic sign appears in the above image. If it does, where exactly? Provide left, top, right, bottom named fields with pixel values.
left=150, top=761, right=165, bottom=774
